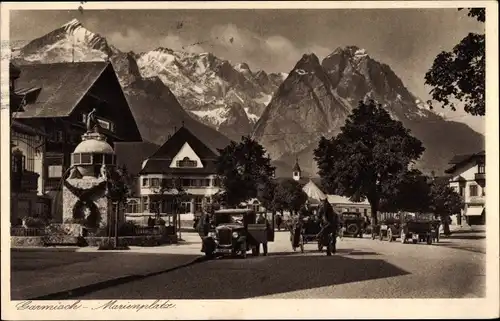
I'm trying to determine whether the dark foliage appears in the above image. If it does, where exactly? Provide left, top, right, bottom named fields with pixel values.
left=273, top=179, right=308, bottom=214
left=425, top=8, right=485, bottom=116
left=215, top=136, right=275, bottom=207
left=313, top=100, right=425, bottom=225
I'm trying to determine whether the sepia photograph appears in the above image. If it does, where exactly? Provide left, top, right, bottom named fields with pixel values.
left=1, top=1, right=498, bottom=320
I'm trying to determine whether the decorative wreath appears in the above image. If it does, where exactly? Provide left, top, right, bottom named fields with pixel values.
left=64, top=179, right=107, bottom=228
left=72, top=199, right=101, bottom=228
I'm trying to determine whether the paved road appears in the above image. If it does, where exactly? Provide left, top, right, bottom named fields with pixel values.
left=75, top=231, right=486, bottom=299
left=11, top=249, right=201, bottom=300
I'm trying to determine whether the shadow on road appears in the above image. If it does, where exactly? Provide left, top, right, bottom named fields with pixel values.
left=443, top=235, right=485, bottom=240
left=83, top=253, right=410, bottom=299
left=11, top=250, right=103, bottom=272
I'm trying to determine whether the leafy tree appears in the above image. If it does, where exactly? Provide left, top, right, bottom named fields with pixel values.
left=151, top=176, right=187, bottom=218
left=105, top=167, right=131, bottom=248
left=273, top=179, right=308, bottom=215
left=428, top=179, right=464, bottom=236
left=379, top=169, right=432, bottom=213
left=313, top=100, right=425, bottom=227
left=215, top=136, right=275, bottom=207
left=257, top=179, right=278, bottom=214
left=424, top=8, right=485, bottom=116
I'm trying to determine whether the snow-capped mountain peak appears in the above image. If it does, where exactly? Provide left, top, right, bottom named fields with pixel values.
left=20, top=19, right=115, bottom=63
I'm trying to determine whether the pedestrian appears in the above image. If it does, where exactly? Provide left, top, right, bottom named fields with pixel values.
left=197, top=210, right=213, bottom=253
left=257, top=213, right=270, bottom=255
left=276, top=214, right=283, bottom=231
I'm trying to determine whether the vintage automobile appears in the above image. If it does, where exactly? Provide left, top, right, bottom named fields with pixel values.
left=202, top=208, right=275, bottom=259
left=371, top=212, right=403, bottom=242
left=400, top=213, right=440, bottom=245
left=340, top=212, right=365, bottom=238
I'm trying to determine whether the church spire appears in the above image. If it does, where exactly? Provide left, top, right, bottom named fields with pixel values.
left=292, top=157, right=301, bottom=181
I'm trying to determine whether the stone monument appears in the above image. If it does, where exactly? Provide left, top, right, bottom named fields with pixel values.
left=62, top=118, right=122, bottom=230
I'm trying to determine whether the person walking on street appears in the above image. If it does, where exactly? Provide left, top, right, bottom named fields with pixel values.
left=276, top=214, right=283, bottom=231
left=257, top=213, right=270, bottom=256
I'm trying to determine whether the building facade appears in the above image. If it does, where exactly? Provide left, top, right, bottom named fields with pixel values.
left=12, top=62, right=142, bottom=222
left=445, top=151, right=485, bottom=225
left=11, top=121, right=47, bottom=224
left=10, top=62, right=49, bottom=224
left=138, top=125, right=223, bottom=219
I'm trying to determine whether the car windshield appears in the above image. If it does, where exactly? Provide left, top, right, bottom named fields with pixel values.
left=215, top=214, right=244, bottom=225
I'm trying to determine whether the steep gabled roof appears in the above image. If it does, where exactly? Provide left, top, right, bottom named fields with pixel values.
left=149, top=125, right=219, bottom=160
left=445, top=150, right=485, bottom=174
left=14, top=62, right=108, bottom=118
left=139, top=125, right=222, bottom=175
left=292, top=158, right=302, bottom=172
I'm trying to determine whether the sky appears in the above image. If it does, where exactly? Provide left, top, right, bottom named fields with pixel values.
left=9, top=8, right=485, bottom=134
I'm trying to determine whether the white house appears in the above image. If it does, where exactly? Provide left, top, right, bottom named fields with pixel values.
left=445, top=151, right=485, bottom=225
left=137, top=125, right=224, bottom=221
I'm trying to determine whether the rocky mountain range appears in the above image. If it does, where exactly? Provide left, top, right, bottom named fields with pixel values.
left=13, top=19, right=232, bottom=155
left=12, top=19, right=484, bottom=176
left=253, top=46, right=484, bottom=175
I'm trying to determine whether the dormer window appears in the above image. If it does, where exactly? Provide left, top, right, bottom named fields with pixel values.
left=177, top=157, right=197, bottom=168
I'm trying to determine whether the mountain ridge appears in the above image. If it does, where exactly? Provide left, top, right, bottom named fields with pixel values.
left=12, top=19, right=484, bottom=176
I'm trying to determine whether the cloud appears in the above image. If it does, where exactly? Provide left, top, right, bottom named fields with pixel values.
left=106, top=23, right=330, bottom=72
left=205, top=24, right=330, bottom=72
left=107, top=28, right=146, bottom=52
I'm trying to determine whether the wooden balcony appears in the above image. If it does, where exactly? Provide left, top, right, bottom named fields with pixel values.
left=474, top=172, right=486, bottom=187
left=12, top=170, right=39, bottom=193
left=21, top=171, right=39, bottom=192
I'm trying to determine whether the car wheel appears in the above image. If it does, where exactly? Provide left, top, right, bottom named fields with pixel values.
left=388, top=229, right=393, bottom=242
left=347, top=224, right=360, bottom=236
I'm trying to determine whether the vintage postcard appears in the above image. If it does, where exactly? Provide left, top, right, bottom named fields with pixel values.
left=1, top=1, right=499, bottom=320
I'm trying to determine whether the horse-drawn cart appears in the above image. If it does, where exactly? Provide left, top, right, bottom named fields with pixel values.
left=290, top=216, right=322, bottom=253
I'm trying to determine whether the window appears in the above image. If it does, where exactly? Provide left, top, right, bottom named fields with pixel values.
left=93, top=153, right=103, bottom=164
left=126, top=199, right=139, bottom=213
left=104, top=154, right=114, bottom=164
left=82, top=113, right=87, bottom=123
left=151, top=178, right=160, bottom=187
left=194, top=197, right=203, bottom=213
left=180, top=201, right=191, bottom=214
left=478, top=163, right=485, bottom=174
left=11, top=151, right=25, bottom=174
left=459, top=187, right=464, bottom=196
left=72, top=154, right=81, bottom=164
left=177, top=157, right=197, bottom=168
left=469, top=185, right=478, bottom=197
left=142, top=197, right=149, bottom=212
left=81, top=153, right=92, bottom=164
left=355, top=208, right=360, bottom=213
left=213, top=177, right=221, bottom=187
left=48, top=165, right=63, bottom=178
left=142, top=178, right=149, bottom=187
left=363, top=209, right=368, bottom=216
left=182, top=179, right=191, bottom=187
left=56, top=131, right=63, bottom=142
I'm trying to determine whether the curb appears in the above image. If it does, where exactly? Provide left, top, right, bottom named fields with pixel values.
left=28, top=256, right=207, bottom=300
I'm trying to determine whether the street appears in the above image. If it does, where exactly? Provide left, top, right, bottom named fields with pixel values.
left=70, top=231, right=485, bottom=299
